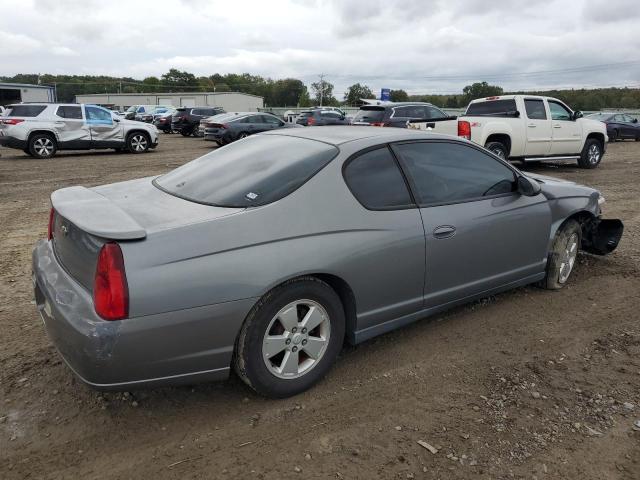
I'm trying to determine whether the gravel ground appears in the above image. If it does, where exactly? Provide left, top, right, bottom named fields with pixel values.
left=1, top=135, right=639, bottom=479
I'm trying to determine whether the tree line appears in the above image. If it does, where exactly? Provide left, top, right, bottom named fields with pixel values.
left=1, top=71, right=638, bottom=110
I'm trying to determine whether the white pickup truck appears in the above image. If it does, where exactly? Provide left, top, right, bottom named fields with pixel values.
left=409, top=95, right=608, bottom=169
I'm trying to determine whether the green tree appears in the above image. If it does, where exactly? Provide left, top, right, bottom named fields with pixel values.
left=271, top=79, right=308, bottom=106
left=462, top=81, right=504, bottom=104
left=311, top=80, right=337, bottom=106
left=445, top=96, right=459, bottom=108
left=343, top=83, right=375, bottom=106
left=161, top=69, right=198, bottom=90
left=389, top=89, right=409, bottom=102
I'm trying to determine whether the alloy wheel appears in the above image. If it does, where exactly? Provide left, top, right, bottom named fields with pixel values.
left=262, top=299, right=331, bottom=379
left=558, top=233, right=579, bottom=284
left=34, top=138, right=54, bottom=157
left=131, top=135, right=148, bottom=151
left=588, top=144, right=600, bottom=164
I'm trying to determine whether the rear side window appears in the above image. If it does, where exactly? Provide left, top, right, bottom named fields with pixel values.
left=466, top=99, right=518, bottom=116
left=343, top=147, right=413, bottom=210
left=7, top=105, right=47, bottom=117
left=155, top=135, right=338, bottom=207
left=525, top=99, right=546, bottom=120
left=56, top=106, right=83, bottom=119
left=297, top=112, right=312, bottom=118
left=394, top=142, right=516, bottom=205
left=353, top=107, right=385, bottom=122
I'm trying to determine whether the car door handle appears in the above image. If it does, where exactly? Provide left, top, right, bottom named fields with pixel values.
left=527, top=123, right=537, bottom=128
left=433, top=225, right=456, bottom=239
left=553, top=124, right=562, bottom=128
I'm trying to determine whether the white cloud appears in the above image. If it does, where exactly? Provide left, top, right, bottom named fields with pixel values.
left=0, top=0, right=638, bottom=95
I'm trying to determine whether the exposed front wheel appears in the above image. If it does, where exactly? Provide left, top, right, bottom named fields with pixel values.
left=539, top=219, right=582, bottom=290
left=126, top=132, right=150, bottom=154
left=234, top=277, right=345, bottom=398
left=485, top=141, right=508, bottom=159
left=578, top=139, right=602, bottom=169
left=28, top=133, right=57, bottom=159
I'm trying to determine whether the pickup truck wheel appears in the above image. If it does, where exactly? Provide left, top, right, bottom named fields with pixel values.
left=485, top=141, right=508, bottom=159
left=126, top=132, right=150, bottom=154
left=539, top=219, right=581, bottom=290
left=578, top=139, right=602, bottom=169
left=28, top=133, right=57, bottom=159
left=234, top=277, right=345, bottom=398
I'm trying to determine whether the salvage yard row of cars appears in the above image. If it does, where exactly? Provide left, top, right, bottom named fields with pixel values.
left=1, top=96, right=637, bottom=161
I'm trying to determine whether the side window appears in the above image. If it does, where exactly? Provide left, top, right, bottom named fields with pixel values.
left=191, top=109, right=201, bottom=116
left=548, top=101, right=572, bottom=121
left=138, top=107, right=145, bottom=113
left=391, top=106, right=411, bottom=118
left=613, top=114, right=625, bottom=122
left=525, top=99, right=547, bottom=120
left=623, top=115, right=634, bottom=123
left=56, top=106, right=83, bottom=119
left=343, top=147, right=413, bottom=209
left=394, top=142, right=516, bottom=205
left=263, top=115, right=281, bottom=125
left=85, top=106, right=113, bottom=123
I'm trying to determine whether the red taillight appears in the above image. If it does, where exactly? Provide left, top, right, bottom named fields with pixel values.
left=48, top=208, right=55, bottom=240
left=307, top=117, right=315, bottom=126
left=94, top=243, right=129, bottom=321
left=1, top=118, right=25, bottom=125
left=458, top=120, right=471, bottom=140
left=370, top=122, right=385, bottom=127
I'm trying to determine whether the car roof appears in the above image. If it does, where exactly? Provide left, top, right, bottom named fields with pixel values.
left=261, top=125, right=454, bottom=145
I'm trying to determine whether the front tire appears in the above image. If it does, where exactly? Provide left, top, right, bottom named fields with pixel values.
left=234, top=277, right=345, bottom=398
left=578, top=139, right=602, bottom=169
left=28, top=133, right=57, bottom=159
left=485, top=141, right=508, bottom=159
left=126, top=132, right=150, bottom=154
left=539, top=219, right=581, bottom=290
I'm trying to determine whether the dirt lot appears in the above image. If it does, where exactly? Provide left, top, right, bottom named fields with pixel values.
left=1, top=135, right=639, bottom=479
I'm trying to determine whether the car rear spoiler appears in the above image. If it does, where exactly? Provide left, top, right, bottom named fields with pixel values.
left=51, top=186, right=146, bottom=240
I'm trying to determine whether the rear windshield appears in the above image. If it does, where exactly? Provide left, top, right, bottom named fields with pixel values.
left=353, top=107, right=385, bottom=122
left=7, top=105, right=47, bottom=117
left=154, top=135, right=339, bottom=207
left=297, top=111, right=312, bottom=118
left=466, top=99, right=518, bottom=116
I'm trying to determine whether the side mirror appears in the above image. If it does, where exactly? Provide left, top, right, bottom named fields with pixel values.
left=517, top=176, right=541, bottom=197
left=633, top=118, right=638, bottom=123
left=113, top=117, right=121, bottom=122
left=573, top=110, right=583, bottom=120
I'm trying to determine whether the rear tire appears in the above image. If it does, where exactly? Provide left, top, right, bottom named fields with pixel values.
left=180, top=130, right=191, bottom=137
left=578, top=138, right=602, bottom=169
left=234, top=277, right=345, bottom=398
left=126, top=132, right=150, bottom=154
left=609, top=129, right=618, bottom=142
left=485, top=141, right=508, bottom=159
left=539, top=219, right=582, bottom=290
left=28, top=133, right=57, bottom=159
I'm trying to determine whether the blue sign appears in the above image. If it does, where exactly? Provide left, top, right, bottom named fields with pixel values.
left=380, top=88, right=391, bottom=101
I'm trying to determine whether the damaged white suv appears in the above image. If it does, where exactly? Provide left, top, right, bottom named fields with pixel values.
left=0, top=104, right=159, bottom=159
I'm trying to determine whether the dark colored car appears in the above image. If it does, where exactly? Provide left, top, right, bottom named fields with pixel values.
left=203, top=112, right=299, bottom=144
left=296, top=109, right=350, bottom=126
left=154, top=111, right=176, bottom=133
left=586, top=112, right=640, bottom=142
left=352, top=102, right=451, bottom=128
left=172, top=107, right=225, bottom=137
left=138, top=107, right=175, bottom=123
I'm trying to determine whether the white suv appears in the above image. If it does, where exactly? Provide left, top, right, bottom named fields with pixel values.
left=0, top=103, right=159, bottom=159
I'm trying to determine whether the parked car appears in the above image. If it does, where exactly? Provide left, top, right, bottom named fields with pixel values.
left=0, top=103, right=158, bottom=158
left=202, top=112, right=300, bottom=144
left=154, top=111, right=177, bottom=133
left=33, top=127, right=623, bottom=397
left=586, top=112, right=640, bottom=142
left=172, top=107, right=225, bottom=137
left=352, top=102, right=451, bottom=128
left=137, top=106, right=175, bottom=123
left=0, top=105, right=6, bottom=116
left=124, top=105, right=170, bottom=120
left=296, top=108, right=350, bottom=126
left=410, top=95, right=608, bottom=169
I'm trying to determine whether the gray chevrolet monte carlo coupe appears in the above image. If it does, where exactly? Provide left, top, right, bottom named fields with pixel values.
left=32, top=127, right=624, bottom=398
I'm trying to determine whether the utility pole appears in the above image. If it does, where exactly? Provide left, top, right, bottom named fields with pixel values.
left=318, top=73, right=325, bottom=107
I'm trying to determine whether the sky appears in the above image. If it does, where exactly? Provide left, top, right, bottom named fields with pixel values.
left=1, top=0, right=639, bottom=96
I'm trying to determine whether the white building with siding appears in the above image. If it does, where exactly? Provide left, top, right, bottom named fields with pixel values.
left=0, top=82, right=56, bottom=106
left=74, top=91, right=263, bottom=112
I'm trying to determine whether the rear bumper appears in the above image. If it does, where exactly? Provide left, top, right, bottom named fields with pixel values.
left=0, top=135, right=27, bottom=149
left=32, top=239, right=256, bottom=390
